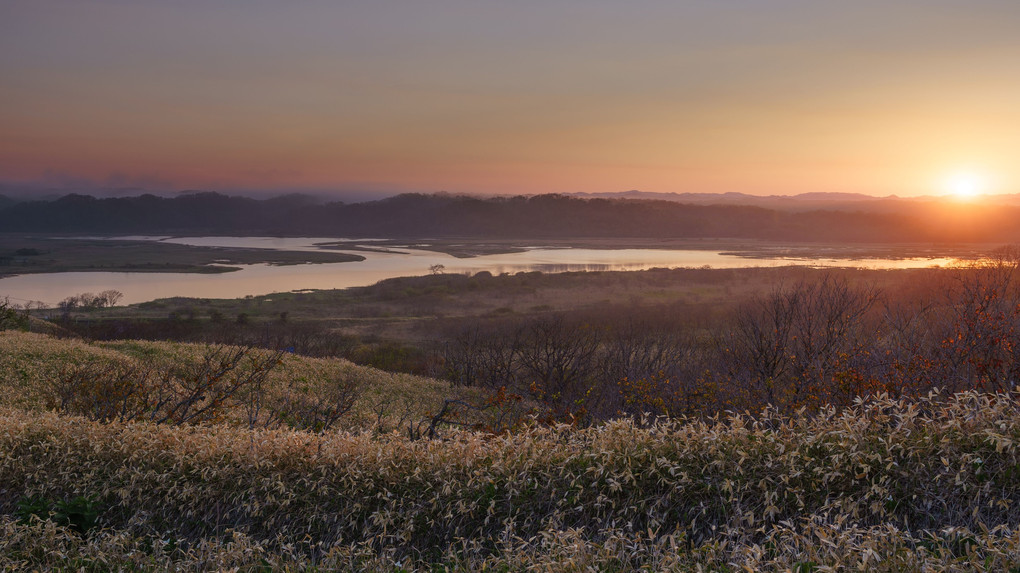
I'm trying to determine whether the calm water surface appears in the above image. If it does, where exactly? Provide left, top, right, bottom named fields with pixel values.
left=0, top=237, right=960, bottom=306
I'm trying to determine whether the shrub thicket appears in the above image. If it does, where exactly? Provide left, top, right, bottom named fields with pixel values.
left=441, top=259, right=1020, bottom=425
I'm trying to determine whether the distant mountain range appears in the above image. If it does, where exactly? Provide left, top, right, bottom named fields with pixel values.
left=569, top=190, right=1020, bottom=211
left=2, top=191, right=1020, bottom=243
left=573, top=190, right=881, bottom=203
left=0, top=183, right=391, bottom=205
left=5, top=185, right=1020, bottom=211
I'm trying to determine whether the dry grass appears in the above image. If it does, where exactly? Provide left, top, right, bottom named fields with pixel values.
left=3, top=515, right=1018, bottom=571
left=2, top=388, right=1020, bottom=570
left=0, top=331, right=485, bottom=432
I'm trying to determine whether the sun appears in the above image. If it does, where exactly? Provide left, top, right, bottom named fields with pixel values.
left=942, top=170, right=988, bottom=200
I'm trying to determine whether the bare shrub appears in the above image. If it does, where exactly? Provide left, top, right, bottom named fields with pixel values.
left=50, top=345, right=284, bottom=426
left=722, top=275, right=881, bottom=410
left=270, top=369, right=363, bottom=432
left=603, top=310, right=708, bottom=418
left=49, top=360, right=149, bottom=423
left=146, top=345, right=283, bottom=426
left=944, top=256, right=1020, bottom=392
left=871, top=254, right=1020, bottom=398
left=440, top=322, right=520, bottom=389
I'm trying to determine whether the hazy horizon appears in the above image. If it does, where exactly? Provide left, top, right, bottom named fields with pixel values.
left=4, top=1, right=1020, bottom=199
left=7, top=183, right=1020, bottom=205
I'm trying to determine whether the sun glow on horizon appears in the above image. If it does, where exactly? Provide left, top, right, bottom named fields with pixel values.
left=942, top=170, right=991, bottom=200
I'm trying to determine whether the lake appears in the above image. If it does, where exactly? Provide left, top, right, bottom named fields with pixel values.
left=0, top=237, right=961, bottom=307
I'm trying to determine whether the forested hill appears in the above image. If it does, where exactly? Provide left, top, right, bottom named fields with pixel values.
left=0, top=191, right=1016, bottom=242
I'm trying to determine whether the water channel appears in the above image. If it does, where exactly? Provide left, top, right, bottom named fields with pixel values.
left=0, top=237, right=962, bottom=306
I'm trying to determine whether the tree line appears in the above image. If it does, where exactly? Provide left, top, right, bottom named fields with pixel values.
left=3, top=191, right=1020, bottom=242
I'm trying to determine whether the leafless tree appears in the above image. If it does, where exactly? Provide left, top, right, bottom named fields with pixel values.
left=268, top=370, right=363, bottom=432
left=724, top=275, right=880, bottom=410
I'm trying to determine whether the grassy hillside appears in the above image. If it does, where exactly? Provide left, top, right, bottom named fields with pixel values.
left=2, top=331, right=1020, bottom=570
left=0, top=331, right=485, bottom=432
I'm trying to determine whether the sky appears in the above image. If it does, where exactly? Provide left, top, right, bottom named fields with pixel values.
left=2, top=0, right=1020, bottom=198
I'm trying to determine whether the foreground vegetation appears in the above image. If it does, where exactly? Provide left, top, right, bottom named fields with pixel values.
left=7, top=254, right=1020, bottom=569
left=2, top=390, right=1020, bottom=570
left=1, top=324, right=1020, bottom=569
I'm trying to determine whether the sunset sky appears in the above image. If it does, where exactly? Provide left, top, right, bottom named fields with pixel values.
left=2, top=1, right=1019, bottom=198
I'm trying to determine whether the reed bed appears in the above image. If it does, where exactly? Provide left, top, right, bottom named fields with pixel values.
left=3, top=390, right=1020, bottom=570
